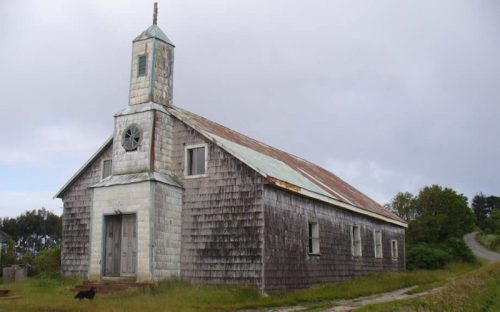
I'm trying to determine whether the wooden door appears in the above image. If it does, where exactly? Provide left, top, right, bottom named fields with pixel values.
left=120, top=214, right=137, bottom=276
left=104, top=215, right=122, bottom=276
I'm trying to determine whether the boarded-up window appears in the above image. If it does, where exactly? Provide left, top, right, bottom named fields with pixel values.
left=102, top=159, right=112, bottom=179
left=138, top=55, right=147, bottom=77
left=374, top=230, right=382, bottom=258
left=352, top=225, right=362, bottom=257
left=308, top=222, right=319, bottom=254
left=391, top=240, right=398, bottom=259
left=187, top=146, right=206, bottom=176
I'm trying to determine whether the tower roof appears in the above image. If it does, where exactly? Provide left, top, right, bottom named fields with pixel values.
left=133, top=24, right=175, bottom=46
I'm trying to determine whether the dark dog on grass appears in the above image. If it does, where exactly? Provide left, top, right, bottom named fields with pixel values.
left=74, top=287, right=96, bottom=300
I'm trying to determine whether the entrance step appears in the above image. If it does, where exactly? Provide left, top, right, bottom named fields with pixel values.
left=71, top=280, right=152, bottom=295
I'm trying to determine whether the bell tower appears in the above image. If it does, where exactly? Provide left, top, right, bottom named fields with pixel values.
left=129, top=3, right=175, bottom=106
left=111, top=3, right=176, bottom=176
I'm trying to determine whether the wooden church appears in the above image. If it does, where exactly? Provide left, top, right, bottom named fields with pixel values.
left=55, top=4, right=407, bottom=291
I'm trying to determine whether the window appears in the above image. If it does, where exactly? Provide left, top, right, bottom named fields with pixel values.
left=186, top=145, right=206, bottom=176
left=102, top=159, right=112, bottom=179
left=374, top=230, right=382, bottom=258
left=138, top=55, right=147, bottom=77
left=352, top=225, right=362, bottom=257
left=308, top=222, right=320, bottom=254
left=391, top=240, right=398, bottom=259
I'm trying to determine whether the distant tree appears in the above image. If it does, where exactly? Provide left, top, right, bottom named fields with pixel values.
left=407, top=185, right=475, bottom=244
left=482, top=208, right=500, bottom=234
left=0, top=208, right=61, bottom=258
left=472, top=193, right=488, bottom=226
left=387, top=192, right=419, bottom=222
left=472, top=194, right=500, bottom=229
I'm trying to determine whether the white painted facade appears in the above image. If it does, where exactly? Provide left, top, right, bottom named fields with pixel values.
left=89, top=182, right=152, bottom=281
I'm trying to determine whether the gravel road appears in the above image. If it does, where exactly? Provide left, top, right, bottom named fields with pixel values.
left=463, top=232, right=500, bottom=262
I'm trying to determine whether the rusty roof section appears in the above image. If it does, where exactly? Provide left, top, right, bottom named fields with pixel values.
left=167, top=105, right=406, bottom=226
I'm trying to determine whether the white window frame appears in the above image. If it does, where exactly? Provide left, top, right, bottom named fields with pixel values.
left=308, top=222, right=320, bottom=255
left=101, top=159, right=112, bottom=179
left=184, top=143, right=208, bottom=178
left=351, top=225, right=362, bottom=257
left=391, top=240, right=398, bottom=259
left=374, top=230, right=383, bottom=258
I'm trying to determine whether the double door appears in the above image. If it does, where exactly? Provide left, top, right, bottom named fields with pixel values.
left=104, top=214, right=137, bottom=277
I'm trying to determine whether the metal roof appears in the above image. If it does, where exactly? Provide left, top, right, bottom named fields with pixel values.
left=166, top=105, right=407, bottom=227
left=54, top=102, right=406, bottom=227
left=133, top=24, right=175, bottom=46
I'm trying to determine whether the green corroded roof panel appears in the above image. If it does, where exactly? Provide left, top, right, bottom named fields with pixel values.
left=133, top=24, right=175, bottom=46
left=208, top=133, right=332, bottom=197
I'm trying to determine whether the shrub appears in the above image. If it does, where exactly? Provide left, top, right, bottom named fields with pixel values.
left=406, top=239, right=476, bottom=271
left=34, top=247, right=61, bottom=273
left=445, top=238, right=476, bottom=262
left=407, top=243, right=452, bottom=270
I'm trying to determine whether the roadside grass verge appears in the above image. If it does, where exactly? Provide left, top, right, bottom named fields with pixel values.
left=357, top=261, right=500, bottom=312
left=0, top=262, right=480, bottom=312
left=476, top=232, right=500, bottom=253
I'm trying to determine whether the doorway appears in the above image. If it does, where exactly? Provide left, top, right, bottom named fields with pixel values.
left=104, top=214, right=137, bottom=277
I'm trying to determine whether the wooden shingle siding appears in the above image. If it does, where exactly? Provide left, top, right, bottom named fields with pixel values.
left=60, top=144, right=113, bottom=277
left=153, top=183, right=183, bottom=279
left=172, top=119, right=265, bottom=286
left=263, top=186, right=405, bottom=292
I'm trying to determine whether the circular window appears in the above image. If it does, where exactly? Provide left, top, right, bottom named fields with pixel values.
left=121, top=124, right=142, bottom=151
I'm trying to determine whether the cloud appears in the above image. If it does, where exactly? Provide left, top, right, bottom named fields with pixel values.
left=0, top=191, right=62, bottom=218
left=0, top=0, right=499, bottom=218
left=324, top=158, right=426, bottom=204
left=0, top=122, right=109, bottom=166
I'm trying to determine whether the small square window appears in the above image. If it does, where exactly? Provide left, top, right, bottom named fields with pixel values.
left=352, top=225, right=362, bottom=257
left=374, top=230, right=382, bottom=258
left=138, top=55, right=147, bottom=77
left=102, top=159, right=112, bottom=179
left=391, top=240, right=398, bottom=259
left=186, top=146, right=206, bottom=176
left=308, top=222, right=320, bottom=254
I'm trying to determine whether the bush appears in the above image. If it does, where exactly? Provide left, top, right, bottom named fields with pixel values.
left=407, top=244, right=452, bottom=270
left=406, top=239, right=476, bottom=271
left=34, top=247, right=61, bottom=273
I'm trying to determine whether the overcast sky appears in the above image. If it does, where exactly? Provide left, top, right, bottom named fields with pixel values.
left=0, top=0, right=499, bottom=218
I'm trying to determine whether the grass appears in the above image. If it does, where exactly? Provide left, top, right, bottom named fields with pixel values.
left=0, top=262, right=481, bottom=312
left=476, top=232, right=500, bottom=252
left=357, top=261, right=500, bottom=312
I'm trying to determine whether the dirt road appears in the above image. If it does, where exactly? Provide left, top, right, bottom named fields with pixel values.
left=463, top=232, right=500, bottom=262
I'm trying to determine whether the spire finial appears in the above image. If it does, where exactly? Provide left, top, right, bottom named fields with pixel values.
left=153, top=2, right=158, bottom=25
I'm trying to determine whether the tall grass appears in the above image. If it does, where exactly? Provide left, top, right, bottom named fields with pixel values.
left=0, top=262, right=481, bottom=312
left=358, top=261, right=500, bottom=312
left=476, top=232, right=500, bottom=252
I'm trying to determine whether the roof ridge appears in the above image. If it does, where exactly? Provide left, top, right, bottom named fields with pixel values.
left=169, top=105, right=327, bottom=170
left=168, top=105, right=403, bottom=224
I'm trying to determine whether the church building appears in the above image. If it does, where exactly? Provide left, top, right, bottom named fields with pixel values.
left=55, top=5, right=407, bottom=292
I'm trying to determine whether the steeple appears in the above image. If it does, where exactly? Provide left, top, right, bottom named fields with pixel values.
left=128, top=3, right=175, bottom=107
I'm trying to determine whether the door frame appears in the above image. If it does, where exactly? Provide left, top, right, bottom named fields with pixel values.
left=102, top=212, right=138, bottom=278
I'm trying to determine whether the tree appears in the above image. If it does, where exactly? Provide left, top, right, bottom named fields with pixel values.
left=472, top=193, right=488, bottom=226
left=482, top=208, right=500, bottom=234
left=0, top=208, right=61, bottom=258
left=407, top=185, right=475, bottom=244
left=472, top=194, right=500, bottom=229
left=387, top=192, right=419, bottom=222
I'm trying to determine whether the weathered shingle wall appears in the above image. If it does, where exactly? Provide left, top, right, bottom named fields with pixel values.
left=61, top=144, right=113, bottom=277
left=153, top=110, right=174, bottom=174
left=153, top=182, right=183, bottom=279
left=172, top=119, right=265, bottom=286
left=263, top=186, right=405, bottom=292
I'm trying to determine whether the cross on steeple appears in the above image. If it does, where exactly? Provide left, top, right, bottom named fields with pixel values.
left=153, top=2, right=158, bottom=25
